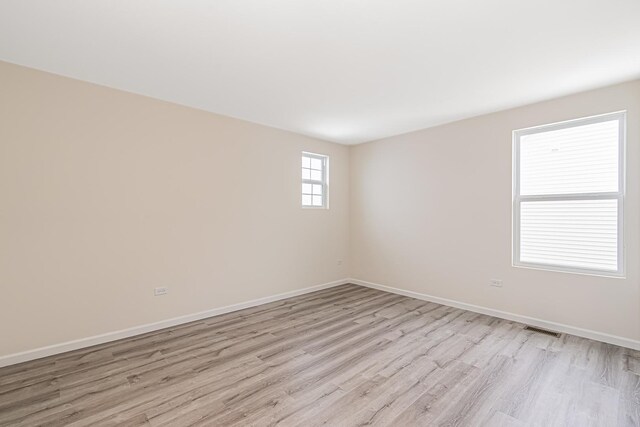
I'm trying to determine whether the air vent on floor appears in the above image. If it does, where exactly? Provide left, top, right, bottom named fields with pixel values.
left=524, top=325, right=561, bottom=338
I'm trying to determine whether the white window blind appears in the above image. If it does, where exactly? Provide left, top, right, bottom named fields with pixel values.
left=301, top=152, right=328, bottom=208
left=513, top=112, right=625, bottom=276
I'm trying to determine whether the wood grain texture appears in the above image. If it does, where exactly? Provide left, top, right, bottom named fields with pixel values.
left=0, top=284, right=638, bottom=426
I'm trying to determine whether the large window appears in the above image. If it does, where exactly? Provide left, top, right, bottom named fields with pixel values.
left=513, top=111, right=625, bottom=276
left=301, top=152, right=328, bottom=208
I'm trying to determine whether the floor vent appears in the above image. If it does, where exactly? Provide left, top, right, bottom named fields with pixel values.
left=524, top=325, right=561, bottom=338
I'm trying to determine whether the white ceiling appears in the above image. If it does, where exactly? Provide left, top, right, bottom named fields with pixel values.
left=0, top=1, right=639, bottom=144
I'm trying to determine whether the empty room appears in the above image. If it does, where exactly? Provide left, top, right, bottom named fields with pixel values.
left=0, top=1, right=639, bottom=426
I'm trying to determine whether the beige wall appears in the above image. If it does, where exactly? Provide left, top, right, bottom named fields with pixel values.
left=350, top=80, right=640, bottom=340
left=1, top=60, right=638, bottom=361
left=350, top=80, right=640, bottom=342
left=0, top=61, right=349, bottom=357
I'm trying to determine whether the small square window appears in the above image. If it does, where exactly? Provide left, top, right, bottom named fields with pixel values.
left=301, top=152, right=328, bottom=208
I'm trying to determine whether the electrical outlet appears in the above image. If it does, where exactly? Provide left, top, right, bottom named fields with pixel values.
left=337, top=260, right=343, bottom=266
left=154, top=287, right=169, bottom=296
left=490, top=279, right=503, bottom=288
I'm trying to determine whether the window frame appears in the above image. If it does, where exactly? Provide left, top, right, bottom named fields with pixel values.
left=301, top=151, right=329, bottom=209
left=512, top=111, right=626, bottom=277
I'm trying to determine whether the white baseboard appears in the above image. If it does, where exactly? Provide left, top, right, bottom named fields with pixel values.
left=0, top=278, right=350, bottom=368
left=3, top=277, right=636, bottom=368
left=349, top=278, right=640, bottom=351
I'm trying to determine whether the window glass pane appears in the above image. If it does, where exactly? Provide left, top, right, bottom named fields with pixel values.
left=302, top=183, right=312, bottom=194
left=302, top=156, right=311, bottom=168
left=520, top=199, right=618, bottom=271
left=302, top=168, right=311, bottom=180
left=520, top=120, right=619, bottom=196
left=311, top=158, right=322, bottom=170
left=310, top=170, right=322, bottom=181
left=313, top=184, right=322, bottom=195
left=312, top=196, right=323, bottom=206
left=302, top=195, right=312, bottom=206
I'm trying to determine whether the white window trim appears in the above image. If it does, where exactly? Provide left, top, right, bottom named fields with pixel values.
left=302, top=151, right=329, bottom=209
left=512, top=111, right=626, bottom=278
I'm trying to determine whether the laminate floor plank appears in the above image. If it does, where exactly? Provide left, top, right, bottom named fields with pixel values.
left=1, top=284, right=638, bottom=426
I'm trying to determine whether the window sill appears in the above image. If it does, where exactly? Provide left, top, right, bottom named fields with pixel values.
left=512, top=262, right=625, bottom=279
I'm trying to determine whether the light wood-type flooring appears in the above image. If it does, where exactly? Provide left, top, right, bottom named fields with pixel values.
left=1, top=284, right=639, bottom=426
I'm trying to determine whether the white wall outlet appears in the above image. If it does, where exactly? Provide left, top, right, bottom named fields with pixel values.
left=490, top=279, right=503, bottom=288
left=337, top=259, right=343, bottom=266
left=154, top=287, right=169, bottom=296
